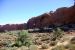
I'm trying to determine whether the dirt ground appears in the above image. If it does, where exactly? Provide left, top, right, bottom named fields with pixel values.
left=0, top=31, right=75, bottom=50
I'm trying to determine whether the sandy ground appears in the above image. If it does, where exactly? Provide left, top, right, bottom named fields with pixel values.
left=0, top=31, right=75, bottom=50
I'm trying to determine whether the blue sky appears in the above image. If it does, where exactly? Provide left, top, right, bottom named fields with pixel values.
left=0, top=0, right=74, bottom=25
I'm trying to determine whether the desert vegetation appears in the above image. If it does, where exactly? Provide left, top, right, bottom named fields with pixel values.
left=0, top=1, right=75, bottom=50
left=0, top=28, right=75, bottom=50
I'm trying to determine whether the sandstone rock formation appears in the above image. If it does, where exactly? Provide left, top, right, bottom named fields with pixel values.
left=27, top=5, right=75, bottom=29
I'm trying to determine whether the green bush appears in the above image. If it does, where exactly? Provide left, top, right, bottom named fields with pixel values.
left=51, top=28, right=64, bottom=41
left=13, top=30, right=33, bottom=47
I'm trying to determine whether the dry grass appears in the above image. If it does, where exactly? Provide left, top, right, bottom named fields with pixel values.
left=0, top=30, right=75, bottom=50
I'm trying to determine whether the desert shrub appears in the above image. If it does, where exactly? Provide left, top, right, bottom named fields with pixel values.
left=13, top=30, right=33, bottom=47
left=0, top=33, right=17, bottom=47
left=29, top=45, right=39, bottom=50
left=64, top=43, right=75, bottom=50
left=52, top=44, right=75, bottom=50
left=0, top=47, right=18, bottom=50
left=41, top=43, right=49, bottom=49
left=70, top=37, right=75, bottom=44
left=51, top=45, right=65, bottom=50
left=50, top=41, right=57, bottom=46
left=36, top=33, right=42, bottom=37
left=0, top=40, right=11, bottom=47
left=40, top=34, right=50, bottom=44
left=51, top=28, right=64, bottom=41
left=46, top=40, right=51, bottom=44
left=64, top=44, right=70, bottom=49
left=3, top=40, right=14, bottom=47
left=68, top=44, right=75, bottom=50
left=41, top=36, right=50, bottom=41
left=34, top=40, right=42, bottom=45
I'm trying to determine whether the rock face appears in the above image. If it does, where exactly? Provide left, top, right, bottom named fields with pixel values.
left=0, top=5, right=75, bottom=31
left=0, top=23, right=27, bottom=32
left=27, top=5, right=75, bottom=29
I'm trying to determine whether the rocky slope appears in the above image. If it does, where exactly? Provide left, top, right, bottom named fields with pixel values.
left=27, top=5, right=75, bottom=29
